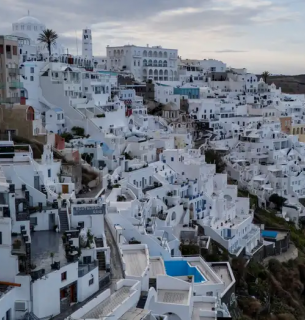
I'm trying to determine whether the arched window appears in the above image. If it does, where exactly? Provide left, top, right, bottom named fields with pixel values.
left=153, top=60, right=158, bottom=67
left=114, top=50, right=117, bottom=56
left=297, top=128, right=300, bottom=134
left=153, top=51, right=158, bottom=57
left=26, top=106, right=35, bottom=121
left=154, top=70, right=158, bottom=79
left=158, top=60, right=162, bottom=67
left=159, top=51, right=163, bottom=58
left=148, top=51, right=152, bottom=57
left=143, top=59, right=147, bottom=66
left=148, top=59, right=152, bottom=66
left=143, top=50, right=147, bottom=57
left=163, top=60, right=167, bottom=67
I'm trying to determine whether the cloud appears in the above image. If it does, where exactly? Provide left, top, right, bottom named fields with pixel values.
left=0, top=0, right=304, bottom=74
left=205, top=50, right=248, bottom=53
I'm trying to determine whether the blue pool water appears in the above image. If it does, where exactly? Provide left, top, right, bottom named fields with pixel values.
left=261, top=230, right=278, bottom=238
left=164, top=261, right=206, bottom=283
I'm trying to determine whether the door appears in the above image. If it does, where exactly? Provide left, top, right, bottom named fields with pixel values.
left=34, top=176, right=39, bottom=190
left=62, top=184, right=69, bottom=194
left=49, top=213, right=55, bottom=230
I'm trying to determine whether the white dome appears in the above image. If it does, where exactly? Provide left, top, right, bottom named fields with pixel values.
left=17, top=15, right=43, bottom=25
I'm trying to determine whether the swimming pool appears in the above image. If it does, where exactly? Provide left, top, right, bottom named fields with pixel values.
left=261, top=230, right=278, bottom=238
left=164, top=261, right=206, bottom=283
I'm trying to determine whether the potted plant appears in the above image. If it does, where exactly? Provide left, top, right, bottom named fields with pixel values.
left=13, top=239, right=22, bottom=250
left=50, top=252, right=56, bottom=269
left=86, top=230, right=94, bottom=248
left=62, top=234, right=67, bottom=244
left=187, top=275, right=193, bottom=282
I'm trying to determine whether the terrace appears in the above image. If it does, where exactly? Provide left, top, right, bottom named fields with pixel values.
left=149, top=257, right=166, bottom=279
left=121, top=247, right=149, bottom=277
left=157, top=289, right=189, bottom=305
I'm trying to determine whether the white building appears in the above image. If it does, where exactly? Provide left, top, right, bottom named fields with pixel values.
left=12, top=13, right=65, bottom=60
left=106, top=45, right=179, bottom=82
left=0, top=139, right=110, bottom=319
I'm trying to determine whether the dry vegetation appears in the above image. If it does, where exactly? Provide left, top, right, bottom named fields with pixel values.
left=266, top=75, right=305, bottom=94
left=12, top=136, right=98, bottom=185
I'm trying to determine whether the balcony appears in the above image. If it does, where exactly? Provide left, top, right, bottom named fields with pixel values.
left=9, top=81, right=23, bottom=89
left=0, top=97, right=21, bottom=104
left=8, top=68, right=19, bottom=76
left=78, top=260, right=98, bottom=277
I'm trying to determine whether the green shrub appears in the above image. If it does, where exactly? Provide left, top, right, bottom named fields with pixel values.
left=71, top=126, right=85, bottom=136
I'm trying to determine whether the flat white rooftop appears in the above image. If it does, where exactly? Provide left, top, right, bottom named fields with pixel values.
left=82, top=287, right=130, bottom=318
left=149, top=258, right=166, bottom=278
left=157, top=289, right=189, bottom=305
left=122, top=249, right=147, bottom=276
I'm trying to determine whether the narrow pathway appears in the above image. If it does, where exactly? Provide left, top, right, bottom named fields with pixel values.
left=263, top=243, right=298, bottom=265
left=104, top=217, right=124, bottom=282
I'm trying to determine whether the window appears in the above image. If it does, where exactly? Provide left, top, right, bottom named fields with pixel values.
left=12, top=46, right=17, bottom=55
left=0, top=45, right=3, bottom=54
left=0, top=231, right=2, bottom=245
left=30, top=67, right=34, bottom=73
left=30, top=217, right=38, bottom=226
left=48, top=169, right=51, bottom=178
left=30, top=76, right=34, bottom=81
left=171, top=157, right=174, bottom=161
left=89, top=278, right=94, bottom=286
left=61, top=271, right=67, bottom=281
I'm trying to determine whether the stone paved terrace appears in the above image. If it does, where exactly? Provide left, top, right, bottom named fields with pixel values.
left=149, top=257, right=166, bottom=278
left=119, top=307, right=150, bottom=320
left=82, top=286, right=130, bottom=318
left=122, top=249, right=147, bottom=276
left=157, top=289, right=189, bottom=305
left=210, top=264, right=233, bottom=291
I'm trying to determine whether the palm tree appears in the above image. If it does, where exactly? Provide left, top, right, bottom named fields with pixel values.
left=37, top=29, right=58, bottom=58
left=262, top=71, right=270, bottom=83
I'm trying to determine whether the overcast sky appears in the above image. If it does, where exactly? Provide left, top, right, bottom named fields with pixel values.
left=1, top=0, right=304, bottom=75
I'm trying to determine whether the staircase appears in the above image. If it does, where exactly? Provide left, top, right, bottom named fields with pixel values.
left=136, top=294, right=148, bottom=309
left=97, top=251, right=106, bottom=270
left=59, top=210, right=69, bottom=232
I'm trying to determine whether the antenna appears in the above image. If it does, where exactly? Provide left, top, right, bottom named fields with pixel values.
left=75, top=30, right=78, bottom=56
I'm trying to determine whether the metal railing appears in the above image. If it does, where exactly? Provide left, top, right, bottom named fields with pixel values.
left=78, top=260, right=98, bottom=277
left=0, top=97, right=21, bottom=104
left=9, top=81, right=23, bottom=89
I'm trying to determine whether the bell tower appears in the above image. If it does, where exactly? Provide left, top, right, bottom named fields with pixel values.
left=82, top=28, right=93, bottom=60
